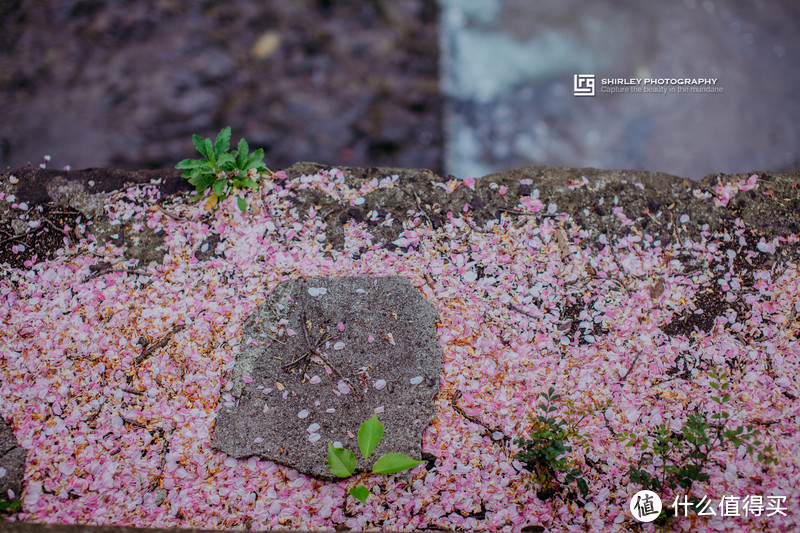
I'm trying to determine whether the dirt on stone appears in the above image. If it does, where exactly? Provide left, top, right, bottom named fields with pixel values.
left=2, top=163, right=799, bottom=273
left=0, top=166, right=192, bottom=268
left=214, top=275, right=441, bottom=482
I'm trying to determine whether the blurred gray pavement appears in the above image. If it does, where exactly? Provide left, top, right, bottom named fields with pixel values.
left=440, top=0, right=800, bottom=179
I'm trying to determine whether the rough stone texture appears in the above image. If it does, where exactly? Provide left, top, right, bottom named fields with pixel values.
left=3, top=163, right=799, bottom=269
left=0, top=166, right=192, bottom=268
left=8, top=167, right=191, bottom=204
left=212, top=275, right=441, bottom=481
left=282, top=162, right=800, bottom=258
left=0, top=418, right=26, bottom=503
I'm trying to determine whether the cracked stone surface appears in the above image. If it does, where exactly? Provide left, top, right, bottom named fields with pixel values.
left=212, top=275, right=441, bottom=481
left=0, top=419, right=26, bottom=503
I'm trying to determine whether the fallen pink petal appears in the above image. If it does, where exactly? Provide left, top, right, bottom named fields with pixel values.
left=0, top=163, right=797, bottom=533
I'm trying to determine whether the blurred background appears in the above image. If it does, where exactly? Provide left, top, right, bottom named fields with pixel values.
left=1, top=0, right=798, bottom=180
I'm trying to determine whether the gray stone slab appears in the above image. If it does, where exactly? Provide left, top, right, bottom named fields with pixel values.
left=212, top=275, right=441, bottom=481
left=1, top=418, right=26, bottom=502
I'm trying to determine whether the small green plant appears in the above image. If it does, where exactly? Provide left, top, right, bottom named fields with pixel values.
left=176, top=126, right=268, bottom=212
left=328, top=413, right=424, bottom=503
left=625, top=369, right=772, bottom=525
left=514, top=387, right=589, bottom=499
left=0, top=497, right=21, bottom=519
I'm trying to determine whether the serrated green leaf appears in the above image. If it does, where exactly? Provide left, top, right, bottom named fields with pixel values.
left=349, top=485, right=369, bottom=503
left=192, top=134, right=209, bottom=158
left=358, top=413, right=384, bottom=461
left=179, top=129, right=271, bottom=212
left=203, top=138, right=215, bottom=163
left=246, top=149, right=266, bottom=169
left=198, top=173, right=216, bottom=188
left=372, top=453, right=423, bottom=474
left=237, top=196, right=247, bottom=212
left=212, top=179, right=227, bottom=198
left=176, top=159, right=204, bottom=170
left=214, top=127, right=231, bottom=156
left=328, top=444, right=356, bottom=478
left=217, top=153, right=236, bottom=170
left=237, top=138, right=249, bottom=166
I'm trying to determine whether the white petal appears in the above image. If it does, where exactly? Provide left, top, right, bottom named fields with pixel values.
left=308, top=287, right=328, bottom=297
left=374, top=379, right=386, bottom=390
left=298, top=409, right=310, bottom=419
left=410, top=376, right=423, bottom=385
left=308, top=433, right=321, bottom=443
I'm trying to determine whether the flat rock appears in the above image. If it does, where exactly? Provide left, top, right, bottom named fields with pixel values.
left=212, top=275, right=441, bottom=481
left=0, top=418, right=26, bottom=502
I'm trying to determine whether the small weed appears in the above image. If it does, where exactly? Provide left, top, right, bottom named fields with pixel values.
left=514, top=387, right=589, bottom=499
left=0, top=497, right=21, bottom=519
left=328, top=413, right=424, bottom=503
left=624, top=369, right=773, bottom=525
left=176, top=127, right=269, bottom=212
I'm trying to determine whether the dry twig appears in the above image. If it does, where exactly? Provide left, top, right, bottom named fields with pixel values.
left=450, top=390, right=507, bottom=442
left=134, top=325, right=185, bottom=365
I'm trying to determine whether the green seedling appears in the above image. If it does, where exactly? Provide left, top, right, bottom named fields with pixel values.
left=515, top=387, right=589, bottom=499
left=328, top=413, right=424, bottom=503
left=625, top=369, right=772, bottom=526
left=0, top=497, right=21, bottom=519
left=176, top=126, right=268, bottom=212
